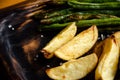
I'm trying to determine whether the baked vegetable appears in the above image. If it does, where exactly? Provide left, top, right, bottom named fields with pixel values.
left=46, top=53, right=98, bottom=80
left=40, top=18, right=120, bottom=30
left=68, top=1, right=120, bottom=10
left=40, top=13, right=117, bottom=24
left=95, top=36, right=119, bottom=80
left=54, top=25, right=98, bottom=60
left=41, top=22, right=77, bottom=59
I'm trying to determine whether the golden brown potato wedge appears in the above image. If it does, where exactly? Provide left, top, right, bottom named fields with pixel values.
left=41, top=22, right=77, bottom=59
left=54, top=25, right=98, bottom=60
left=46, top=53, right=98, bottom=80
left=95, top=36, right=119, bottom=80
left=113, top=31, right=120, bottom=56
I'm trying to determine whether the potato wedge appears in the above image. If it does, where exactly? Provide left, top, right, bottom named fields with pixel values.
left=46, top=53, right=98, bottom=80
left=41, top=22, right=77, bottom=59
left=54, top=25, right=98, bottom=60
left=95, top=36, right=119, bottom=80
left=113, top=31, right=120, bottom=56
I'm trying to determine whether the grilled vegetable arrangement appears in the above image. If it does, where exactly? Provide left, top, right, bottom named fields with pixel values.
left=30, top=0, right=120, bottom=32
left=27, top=0, right=120, bottom=80
left=40, top=23, right=119, bottom=80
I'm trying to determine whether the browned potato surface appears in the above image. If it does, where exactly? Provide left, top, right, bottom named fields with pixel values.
left=95, top=36, right=119, bottom=80
left=46, top=53, right=98, bottom=80
left=55, top=25, right=98, bottom=60
left=41, top=22, right=77, bottom=59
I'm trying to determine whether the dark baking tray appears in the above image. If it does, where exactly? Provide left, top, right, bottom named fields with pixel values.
left=0, top=0, right=120, bottom=80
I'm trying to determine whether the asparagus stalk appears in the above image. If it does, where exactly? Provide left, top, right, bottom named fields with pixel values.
left=68, top=0, right=120, bottom=3
left=33, top=9, right=120, bottom=21
left=79, top=10, right=120, bottom=17
left=40, top=13, right=117, bottom=24
left=68, top=1, right=120, bottom=10
left=33, top=8, right=74, bottom=19
left=39, top=18, right=120, bottom=30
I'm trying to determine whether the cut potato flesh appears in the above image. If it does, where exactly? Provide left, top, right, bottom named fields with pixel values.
left=46, top=53, right=98, bottom=80
left=54, top=25, right=98, bottom=60
left=95, top=36, right=119, bottom=80
left=41, top=22, right=77, bottom=59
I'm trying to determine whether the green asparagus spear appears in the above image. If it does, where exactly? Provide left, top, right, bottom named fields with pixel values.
left=76, top=18, right=120, bottom=27
left=64, top=13, right=117, bottom=22
left=40, top=13, right=117, bottom=24
left=40, top=14, right=70, bottom=24
left=33, top=8, right=120, bottom=20
left=68, top=1, right=120, bottom=10
left=69, top=0, right=120, bottom=3
left=79, top=10, right=120, bottom=17
left=40, top=18, right=120, bottom=30
left=50, top=0, right=120, bottom=5
left=43, top=8, right=73, bottom=19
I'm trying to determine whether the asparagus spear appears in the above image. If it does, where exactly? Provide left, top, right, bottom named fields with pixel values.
left=68, top=1, right=120, bottom=10
left=79, top=10, right=120, bottom=17
left=40, top=14, right=70, bottom=24
left=39, top=18, right=120, bottom=30
left=33, top=8, right=120, bottom=21
left=40, top=13, right=117, bottom=24
left=49, top=0, right=120, bottom=5
left=33, top=8, right=74, bottom=19
left=68, top=0, right=120, bottom=3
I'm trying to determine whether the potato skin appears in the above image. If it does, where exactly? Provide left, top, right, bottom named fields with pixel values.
left=54, top=25, right=98, bottom=60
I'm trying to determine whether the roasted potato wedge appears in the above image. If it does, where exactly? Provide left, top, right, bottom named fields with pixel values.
left=54, top=25, right=98, bottom=60
left=46, top=53, right=98, bottom=80
left=95, top=36, right=119, bottom=80
left=41, top=22, right=77, bottom=59
left=113, top=31, right=120, bottom=55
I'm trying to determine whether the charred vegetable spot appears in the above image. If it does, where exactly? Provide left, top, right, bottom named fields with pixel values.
left=111, top=35, right=117, bottom=45
left=113, top=39, right=117, bottom=45
left=111, top=35, right=115, bottom=39
left=62, top=75, right=66, bottom=79
left=40, top=19, right=51, bottom=24
left=68, top=14, right=83, bottom=21
left=41, top=50, right=51, bottom=58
